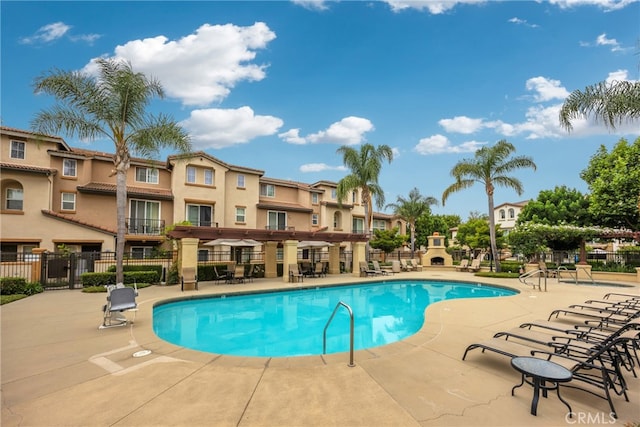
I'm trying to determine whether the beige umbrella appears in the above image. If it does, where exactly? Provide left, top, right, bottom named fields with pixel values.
left=204, top=238, right=262, bottom=247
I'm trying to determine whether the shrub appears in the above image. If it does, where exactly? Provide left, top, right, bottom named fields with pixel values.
left=0, top=277, right=43, bottom=295
left=80, top=271, right=158, bottom=287
left=106, top=265, right=162, bottom=281
left=499, top=261, right=521, bottom=274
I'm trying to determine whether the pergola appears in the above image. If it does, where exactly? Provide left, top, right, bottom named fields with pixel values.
left=167, top=226, right=371, bottom=284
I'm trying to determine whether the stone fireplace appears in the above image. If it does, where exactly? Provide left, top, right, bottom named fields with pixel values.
left=421, top=232, right=453, bottom=267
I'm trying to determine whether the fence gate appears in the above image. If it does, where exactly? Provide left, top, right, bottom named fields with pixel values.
left=40, top=252, right=79, bottom=290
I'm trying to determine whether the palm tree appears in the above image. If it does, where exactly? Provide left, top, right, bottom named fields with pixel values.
left=441, top=140, right=536, bottom=272
left=31, top=58, right=191, bottom=284
left=386, top=187, right=437, bottom=258
left=559, top=80, right=640, bottom=131
left=336, top=143, right=393, bottom=257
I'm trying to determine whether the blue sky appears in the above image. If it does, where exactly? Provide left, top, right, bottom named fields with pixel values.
left=2, top=0, right=639, bottom=219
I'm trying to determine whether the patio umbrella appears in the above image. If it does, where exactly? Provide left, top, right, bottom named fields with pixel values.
left=297, top=241, right=333, bottom=248
left=204, top=238, right=262, bottom=247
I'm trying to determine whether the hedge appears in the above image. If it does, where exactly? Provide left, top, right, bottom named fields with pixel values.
left=80, top=271, right=158, bottom=287
left=0, top=277, right=43, bottom=295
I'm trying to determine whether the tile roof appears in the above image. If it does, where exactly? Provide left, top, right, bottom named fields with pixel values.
left=41, top=210, right=116, bottom=235
left=256, top=201, right=313, bottom=213
left=0, top=162, right=57, bottom=175
left=77, top=182, right=174, bottom=200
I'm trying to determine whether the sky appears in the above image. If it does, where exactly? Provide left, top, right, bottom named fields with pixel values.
left=2, top=0, right=639, bottom=220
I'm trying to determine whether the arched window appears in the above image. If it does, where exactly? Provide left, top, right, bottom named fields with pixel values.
left=508, top=208, right=515, bottom=219
left=499, top=209, right=505, bottom=220
left=333, top=211, right=342, bottom=230
left=1, top=179, right=24, bottom=211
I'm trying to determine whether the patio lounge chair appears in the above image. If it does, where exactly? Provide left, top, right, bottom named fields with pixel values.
left=289, top=264, right=304, bottom=282
left=467, top=258, right=481, bottom=272
left=360, top=261, right=378, bottom=277
left=455, top=259, right=469, bottom=272
left=412, top=259, right=423, bottom=271
left=181, top=267, right=198, bottom=291
left=400, top=259, right=413, bottom=271
left=372, top=260, right=388, bottom=275
left=100, top=285, right=137, bottom=329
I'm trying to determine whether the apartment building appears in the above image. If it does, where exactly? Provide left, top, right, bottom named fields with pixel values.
left=0, top=126, right=403, bottom=259
left=494, top=201, right=529, bottom=235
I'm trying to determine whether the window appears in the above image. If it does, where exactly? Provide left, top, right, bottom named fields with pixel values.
left=61, top=192, right=76, bottom=211
left=204, top=169, right=214, bottom=186
left=311, top=193, right=319, bottom=204
left=267, top=211, right=286, bottom=230
left=508, top=208, right=515, bottom=219
left=260, top=184, right=275, bottom=197
left=187, top=204, right=213, bottom=227
left=198, top=249, right=210, bottom=262
left=352, top=218, right=364, bottom=234
left=62, top=159, right=77, bottom=177
left=186, top=166, right=196, bottom=184
left=352, top=191, right=357, bottom=203
left=129, top=200, right=160, bottom=233
left=237, top=174, right=245, bottom=188
left=130, top=247, right=153, bottom=259
left=10, top=141, right=25, bottom=159
left=135, top=167, right=158, bottom=184
left=312, top=213, right=319, bottom=226
left=236, top=207, right=246, bottom=223
left=6, top=188, right=23, bottom=210
left=373, top=219, right=386, bottom=230
left=331, top=189, right=337, bottom=199
left=333, top=212, right=342, bottom=229
left=499, top=209, right=506, bottom=220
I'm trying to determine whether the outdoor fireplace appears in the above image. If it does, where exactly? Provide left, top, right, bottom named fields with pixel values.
left=422, top=232, right=453, bottom=267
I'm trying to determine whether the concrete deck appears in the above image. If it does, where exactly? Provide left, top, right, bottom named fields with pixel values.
left=2, top=271, right=639, bottom=426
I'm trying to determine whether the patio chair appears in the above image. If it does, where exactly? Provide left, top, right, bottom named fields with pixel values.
left=400, top=259, right=413, bottom=271
left=467, top=258, right=481, bottom=272
left=372, top=260, right=388, bottom=275
left=412, top=258, right=423, bottom=271
left=548, top=305, right=639, bottom=328
left=233, top=264, right=247, bottom=284
left=359, top=261, right=377, bottom=277
left=100, top=285, right=137, bottom=329
left=312, top=262, right=326, bottom=278
left=289, top=264, right=304, bottom=282
left=211, top=265, right=226, bottom=284
left=455, top=259, right=469, bottom=272
left=181, top=267, right=198, bottom=291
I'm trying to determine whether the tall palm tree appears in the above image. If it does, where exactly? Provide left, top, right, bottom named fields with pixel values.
left=31, top=58, right=191, bottom=284
left=441, top=140, right=536, bottom=272
left=559, top=80, right=640, bottom=131
left=386, top=187, right=437, bottom=258
left=336, top=143, right=393, bottom=257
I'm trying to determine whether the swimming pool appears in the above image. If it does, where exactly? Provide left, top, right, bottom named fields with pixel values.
left=153, top=280, right=517, bottom=357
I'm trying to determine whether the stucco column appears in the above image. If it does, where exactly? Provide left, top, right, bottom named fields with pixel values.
left=31, top=248, right=48, bottom=283
left=180, top=238, right=199, bottom=290
left=635, top=267, right=640, bottom=283
left=575, top=263, right=593, bottom=282
left=264, top=241, right=278, bottom=278
left=282, top=240, right=299, bottom=282
left=328, top=244, right=341, bottom=275
left=352, top=242, right=366, bottom=277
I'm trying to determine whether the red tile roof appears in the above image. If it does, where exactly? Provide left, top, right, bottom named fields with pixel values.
left=41, top=210, right=116, bottom=235
left=0, top=162, right=57, bottom=175
left=77, top=182, right=174, bottom=200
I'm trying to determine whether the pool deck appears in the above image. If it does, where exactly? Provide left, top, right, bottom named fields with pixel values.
left=2, top=270, right=639, bottom=427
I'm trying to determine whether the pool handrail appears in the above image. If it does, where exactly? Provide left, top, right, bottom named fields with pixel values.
left=323, top=301, right=355, bottom=367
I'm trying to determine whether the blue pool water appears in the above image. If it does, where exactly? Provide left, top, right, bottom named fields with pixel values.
left=153, top=280, right=517, bottom=357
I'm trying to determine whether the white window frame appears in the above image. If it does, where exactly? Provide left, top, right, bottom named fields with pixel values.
left=10, top=141, right=25, bottom=159
left=499, top=209, right=506, bottom=220
left=352, top=217, right=364, bottom=234
left=311, top=193, right=319, bottom=204
left=373, top=219, right=386, bottom=230
left=63, top=159, right=77, bottom=177
left=237, top=174, right=245, bottom=188
left=61, top=192, right=76, bottom=211
left=135, top=167, right=159, bottom=184
left=235, top=207, right=246, bottom=223
left=204, top=169, right=214, bottom=186
left=267, top=210, right=286, bottom=230
left=186, top=204, right=213, bottom=227
left=260, top=184, right=275, bottom=197
left=508, top=208, right=515, bottom=219
left=312, top=213, right=319, bottom=226
left=331, top=189, right=337, bottom=199
left=130, top=247, right=153, bottom=259
left=6, top=188, right=23, bottom=210
left=186, top=166, right=196, bottom=184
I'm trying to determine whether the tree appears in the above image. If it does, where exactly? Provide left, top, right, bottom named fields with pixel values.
left=336, top=143, right=394, bottom=256
left=456, top=218, right=505, bottom=253
left=442, top=140, right=537, bottom=272
left=559, top=80, right=640, bottom=131
left=369, top=227, right=407, bottom=261
left=580, top=137, right=640, bottom=230
left=415, top=213, right=461, bottom=249
left=386, top=187, right=437, bottom=258
left=32, top=58, right=191, bottom=284
left=516, top=186, right=592, bottom=227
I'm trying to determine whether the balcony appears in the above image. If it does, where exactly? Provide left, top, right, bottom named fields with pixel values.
left=125, top=218, right=165, bottom=235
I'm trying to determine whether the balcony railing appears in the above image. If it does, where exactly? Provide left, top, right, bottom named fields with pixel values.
left=125, top=218, right=165, bottom=235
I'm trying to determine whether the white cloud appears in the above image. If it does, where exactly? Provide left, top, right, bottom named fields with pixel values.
left=596, top=33, right=624, bottom=51
left=85, top=22, right=276, bottom=106
left=180, top=106, right=283, bottom=149
left=605, top=69, right=637, bottom=83
left=507, top=17, right=539, bottom=28
left=280, top=116, right=374, bottom=145
left=299, top=163, right=347, bottom=173
left=20, top=22, right=71, bottom=44
left=414, top=134, right=485, bottom=155
left=291, top=0, right=330, bottom=10
left=525, top=76, right=570, bottom=102
left=546, top=0, right=638, bottom=11
left=384, top=0, right=486, bottom=13
left=439, top=116, right=484, bottom=134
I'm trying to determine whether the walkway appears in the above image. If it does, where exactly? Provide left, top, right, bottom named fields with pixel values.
left=2, top=271, right=639, bottom=426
